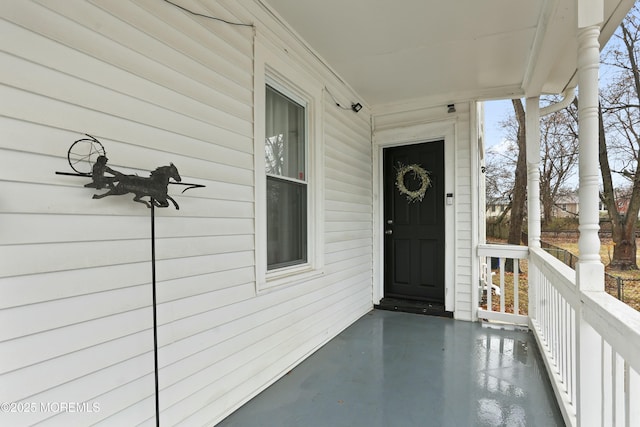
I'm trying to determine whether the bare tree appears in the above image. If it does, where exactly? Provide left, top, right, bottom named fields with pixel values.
left=539, top=98, right=579, bottom=225
left=598, top=4, right=640, bottom=270
left=485, top=142, right=516, bottom=223
left=486, top=99, right=578, bottom=241
left=484, top=100, right=527, bottom=270
left=485, top=102, right=525, bottom=231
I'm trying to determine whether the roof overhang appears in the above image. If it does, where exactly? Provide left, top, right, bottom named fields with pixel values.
left=259, top=0, right=635, bottom=110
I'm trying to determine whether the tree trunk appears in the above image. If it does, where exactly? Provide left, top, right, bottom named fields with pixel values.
left=611, top=226, right=638, bottom=270
left=508, top=99, right=527, bottom=247
left=505, top=99, right=527, bottom=272
left=596, top=100, right=639, bottom=270
left=542, top=199, right=553, bottom=227
left=541, top=180, right=553, bottom=227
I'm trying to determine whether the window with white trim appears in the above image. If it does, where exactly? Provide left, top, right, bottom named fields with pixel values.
left=254, top=40, right=324, bottom=291
left=265, top=85, right=308, bottom=270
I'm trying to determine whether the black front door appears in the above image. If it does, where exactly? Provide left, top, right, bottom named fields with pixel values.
left=383, top=141, right=445, bottom=303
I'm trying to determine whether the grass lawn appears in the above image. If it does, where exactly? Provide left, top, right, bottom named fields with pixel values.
left=543, top=236, right=640, bottom=275
left=544, top=236, right=640, bottom=312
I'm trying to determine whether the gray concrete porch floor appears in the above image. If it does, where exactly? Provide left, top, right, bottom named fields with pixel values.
left=217, top=310, right=564, bottom=427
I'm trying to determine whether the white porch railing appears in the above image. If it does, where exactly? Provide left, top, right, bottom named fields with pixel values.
left=477, top=243, right=529, bottom=325
left=528, top=247, right=579, bottom=425
left=478, top=244, right=640, bottom=427
left=529, top=247, right=640, bottom=427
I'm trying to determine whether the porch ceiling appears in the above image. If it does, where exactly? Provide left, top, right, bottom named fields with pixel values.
left=260, top=0, right=634, bottom=109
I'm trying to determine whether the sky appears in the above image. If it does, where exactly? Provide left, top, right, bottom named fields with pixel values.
left=483, top=99, right=513, bottom=150
left=482, top=98, right=581, bottom=188
left=482, top=25, right=624, bottom=152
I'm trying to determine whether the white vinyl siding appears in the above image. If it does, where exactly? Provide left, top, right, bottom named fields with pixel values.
left=453, top=104, right=475, bottom=320
left=0, top=1, right=372, bottom=425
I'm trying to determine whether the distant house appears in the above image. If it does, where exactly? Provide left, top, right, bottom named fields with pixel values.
left=486, top=200, right=510, bottom=219
left=488, top=191, right=579, bottom=221
left=551, top=192, right=579, bottom=218
left=615, top=196, right=631, bottom=215
left=598, top=191, right=638, bottom=218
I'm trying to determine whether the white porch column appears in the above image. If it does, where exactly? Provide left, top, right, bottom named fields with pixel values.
left=575, top=1, right=604, bottom=426
left=526, top=96, right=541, bottom=249
left=576, top=9, right=605, bottom=289
left=526, top=97, right=541, bottom=321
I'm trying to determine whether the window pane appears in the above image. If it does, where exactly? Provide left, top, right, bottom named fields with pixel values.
left=265, top=86, right=305, bottom=180
left=267, top=177, right=307, bottom=269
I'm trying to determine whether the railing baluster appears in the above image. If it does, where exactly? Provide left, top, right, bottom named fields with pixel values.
left=544, top=277, right=550, bottom=348
left=615, top=353, right=624, bottom=425
left=602, top=341, right=612, bottom=426
left=486, top=258, right=492, bottom=312
left=514, top=260, right=519, bottom=314
left=629, top=364, right=640, bottom=425
left=559, top=292, right=564, bottom=376
left=554, top=287, right=560, bottom=373
left=571, top=306, right=576, bottom=406
left=555, top=288, right=560, bottom=373
left=552, top=286, right=556, bottom=369
left=500, top=257, right=505, bottom=313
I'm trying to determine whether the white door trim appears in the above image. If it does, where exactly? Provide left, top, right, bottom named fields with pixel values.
left=373, top=120, right=456, bottom=312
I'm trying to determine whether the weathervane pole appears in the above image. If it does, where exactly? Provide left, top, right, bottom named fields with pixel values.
left=55, top=135, right=206, bottom=426
left=151, top=200, right=160, bottom=427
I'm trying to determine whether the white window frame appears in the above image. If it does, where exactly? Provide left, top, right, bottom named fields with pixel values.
left=254, top=38, right=324, bottom=292
left=264, top=82, right=308, bottom=270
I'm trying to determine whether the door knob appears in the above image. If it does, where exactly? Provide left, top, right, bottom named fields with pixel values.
left=385, top=230, right=393, bottom=235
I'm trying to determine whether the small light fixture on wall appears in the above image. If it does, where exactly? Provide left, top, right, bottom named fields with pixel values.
left=447, top=104, right=456, bottom=113
left=325, top=86, right=364, bottom=114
